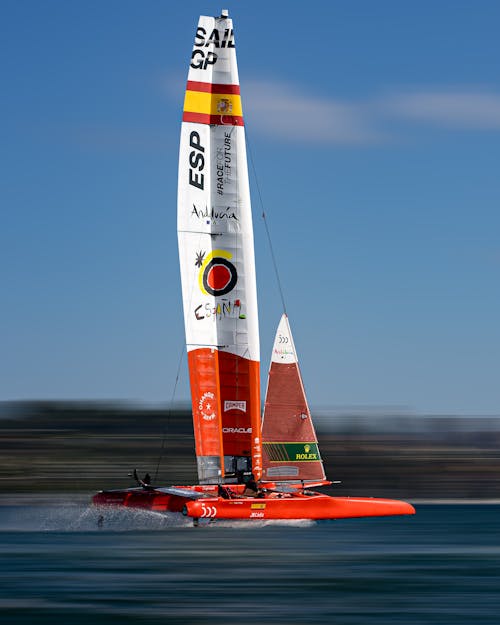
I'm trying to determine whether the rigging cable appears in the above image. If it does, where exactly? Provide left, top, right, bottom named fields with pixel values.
left=246, top=129, right=287, bottom=316
left=154, top=221, right=208, bottom=483
left=153, top=342, right=185, bottom=483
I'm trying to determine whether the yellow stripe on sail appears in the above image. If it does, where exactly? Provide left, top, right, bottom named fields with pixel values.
left=183, top=90, right=243, bottom=117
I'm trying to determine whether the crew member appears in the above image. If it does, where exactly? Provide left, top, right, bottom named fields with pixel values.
left=242, top=473, right=260, bottom=497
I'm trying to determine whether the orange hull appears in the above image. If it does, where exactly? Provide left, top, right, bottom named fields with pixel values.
left=185, top=495, right=415, bottom=520
left=93, top=489, right=188, bottom=513
left=93, top=486, right=414, bottom=520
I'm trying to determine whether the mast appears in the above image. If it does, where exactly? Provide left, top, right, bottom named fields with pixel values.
left=262, top=314, right=326, bottom=482
left=177, top=11, right=262, bottom=484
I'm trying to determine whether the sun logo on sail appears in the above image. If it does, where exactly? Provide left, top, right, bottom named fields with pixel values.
left=197, top=249, right=237, bottom=297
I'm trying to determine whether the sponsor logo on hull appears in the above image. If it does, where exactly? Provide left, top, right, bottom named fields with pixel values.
left=200, top=503, right=217, bottom=518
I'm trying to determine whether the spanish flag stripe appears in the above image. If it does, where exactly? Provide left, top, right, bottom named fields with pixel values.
left=186, top=80, right=240, bottom=95
left=184, top=90, right=243, bottom=117
left=182, top=112, right=244, bottom=126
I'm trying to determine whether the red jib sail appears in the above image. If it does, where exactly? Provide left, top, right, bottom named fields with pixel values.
left=262, top=314, right=326, bottom=483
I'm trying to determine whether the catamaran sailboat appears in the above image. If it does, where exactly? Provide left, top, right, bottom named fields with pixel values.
left=93, top=10, right=415, bottom=522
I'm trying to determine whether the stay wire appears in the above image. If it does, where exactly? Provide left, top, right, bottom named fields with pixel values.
left=246, top=129, right=287, bottom=316
left=153, top=224, right=205, bottom=483
left=153, top=342, right=185, bottom=483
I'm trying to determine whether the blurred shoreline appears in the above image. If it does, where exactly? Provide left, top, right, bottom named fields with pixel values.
left=1, top=400, right=499, bottom=500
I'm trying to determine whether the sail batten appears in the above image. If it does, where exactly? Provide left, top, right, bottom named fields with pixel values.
left=177, top=13, right=261, bottom=484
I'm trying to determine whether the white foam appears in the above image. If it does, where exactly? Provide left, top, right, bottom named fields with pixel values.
left=1, top=504, right=191, bottom=532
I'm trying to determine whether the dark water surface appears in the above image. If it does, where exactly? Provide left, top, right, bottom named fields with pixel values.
left=0, top=504, right=499, bottom=624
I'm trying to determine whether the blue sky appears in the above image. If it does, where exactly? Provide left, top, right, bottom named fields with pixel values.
left=1, top=1, right=499, bottom=414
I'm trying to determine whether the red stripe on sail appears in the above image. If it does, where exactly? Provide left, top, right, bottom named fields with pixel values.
left=182, top=111, right=244, bottom=126
left=186, top=81, right=240, bottom=95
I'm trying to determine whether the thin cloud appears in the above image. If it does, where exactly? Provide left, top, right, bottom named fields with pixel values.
left=381, top=90, right=500, bottom=129
left=163, top=73, right=500, bottom=145
left=244, top=80, right=384, bottom=145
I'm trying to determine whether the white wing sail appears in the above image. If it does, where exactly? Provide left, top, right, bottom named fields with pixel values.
left=177, top=12, right=261, bottom=483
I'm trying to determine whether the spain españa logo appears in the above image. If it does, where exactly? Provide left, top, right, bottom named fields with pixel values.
left=197, top=249, right=237, bottom=297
